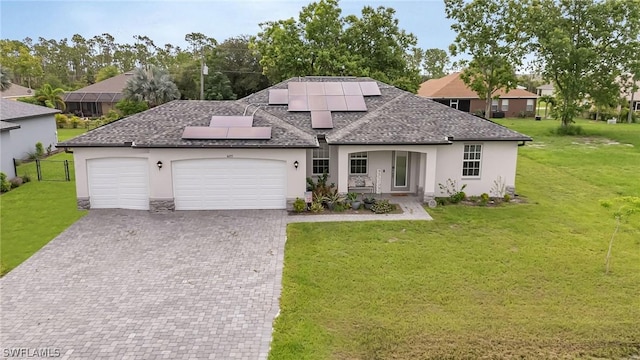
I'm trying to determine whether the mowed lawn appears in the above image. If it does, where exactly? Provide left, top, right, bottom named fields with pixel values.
left=271, top=119, right=640, bottom=359
left=1, top=152, right=86, bottom=276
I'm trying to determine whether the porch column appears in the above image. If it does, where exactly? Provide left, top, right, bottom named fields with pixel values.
left=424, top=150, right=437, bottom=200
left=336, top=146, right=349, bottom=193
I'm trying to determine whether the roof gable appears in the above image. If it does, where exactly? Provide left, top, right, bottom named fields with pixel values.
left=67, top=72, right=133, bottom=94
left=418, top=72, right=538, bottom=99
left=1, top=83, right=34, bottom=98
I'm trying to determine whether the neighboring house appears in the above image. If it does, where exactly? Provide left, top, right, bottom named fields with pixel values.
left=418, top=72, right=538, bottom=118
left=0, top=99, right=59, bottom=178
left=1, top=83, right=34, bottom=100
left=622, top=79, right=640, bottom=112
left=64, top=71, right=133, bottom=117
left=536, top=84, right=555, bottom=97
left=59, top=76, right=531, bottom=211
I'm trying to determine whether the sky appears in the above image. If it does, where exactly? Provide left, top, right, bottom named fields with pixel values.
left=0, top=0, right=456, bottom=53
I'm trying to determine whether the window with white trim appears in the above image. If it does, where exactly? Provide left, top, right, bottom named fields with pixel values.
left=526, top=99, right=534, bottom=112
left=349, top=152, right=368, bottom=174
left=462, top=144, right=482, bottom=177
left=635, top=102, right=640, bottom=111
left=312, top=142, right=330, bottom=175
left=491, top=99, right=499, bottom=112
left=450, top=99, right=459, bottom=109
left=501, top=99, right=509, bottom=111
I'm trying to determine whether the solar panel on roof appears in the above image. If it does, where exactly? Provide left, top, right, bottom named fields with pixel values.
left=324, top=82, right=344, bottom=96
left=182, top=127, right=229, bottom=139
left=359, top=82, right=381, bottom=96
left=306, top=82, right=325, bottom=95
left=227, top=127, right=272, bottom=139
left=325, top=95, right=348, bottom=111
left=210, top=116, right=253, bottom=127
left=308, top=95, right=328, bottom=111
left=342, top=82, right=362, bottom=96
left=268, top=89, right=289, bottom=104
left=288, top=95, right=309, bottom=111
left=288, top=82, right=306, bottom=95
left=311, top=111, right=334, bottom=129
left=345, top=95, right=367, bottom=111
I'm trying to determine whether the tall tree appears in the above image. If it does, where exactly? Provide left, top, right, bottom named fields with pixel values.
left=0, top=66, right=11, bottom=91
left=422, top=48, right=449, bottom=79
left=36, top=83, right=66, bottom=110
left=445, top=0, right=529, bottom=117
left=528, top=0, right=640, bottom=127
left=216, top=35, right=270, bottom=98
left=95, top=65, right=120, bottom=82
left=251, top=0, right=421, bottom=91
left=122, top=66, right=180, bottom=107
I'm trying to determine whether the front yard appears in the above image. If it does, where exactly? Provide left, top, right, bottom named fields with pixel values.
left=271, top=119, right=640, bottom=359
left=1, top=152, right=86, bottom=276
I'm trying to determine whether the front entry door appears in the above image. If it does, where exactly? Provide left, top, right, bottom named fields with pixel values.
left=391, top=151, right=410, bottom=192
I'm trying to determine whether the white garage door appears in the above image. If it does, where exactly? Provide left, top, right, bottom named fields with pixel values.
left=173, top=159, right=287, bottom=210
left=87, top=158, right=149, bottom=210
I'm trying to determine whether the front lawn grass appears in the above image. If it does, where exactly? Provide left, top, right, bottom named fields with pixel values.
left=57, top=128, right=87, bottom=142
left=1, top=153, right=85, bottom=276
left=272, top=119, right=640, bottom=359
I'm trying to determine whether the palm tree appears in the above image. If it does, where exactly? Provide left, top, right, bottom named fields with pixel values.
left=539, top=94, right=556, bottom=119
left=123, top=66, right=180, bottom=107
left=0, top=66, right=11, bottom=91
left=36, top=84, right=66, bottom=110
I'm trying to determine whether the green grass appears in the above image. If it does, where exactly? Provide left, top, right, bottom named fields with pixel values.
left=16, top=152, right=75, bottom=181
left=271, top=119, right=640, bottom=359
left=1, top=152, right=86, bottom=276
left=57, top=128, right=87, bottom=142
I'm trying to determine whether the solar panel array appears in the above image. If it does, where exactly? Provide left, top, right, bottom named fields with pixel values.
left=210, top=116, right=253, bottom=127
left=182, top=115, right=272, bottom=140
left=182, top=126, right=272, bottom=140
left=265, top=81, right=381, bottom=129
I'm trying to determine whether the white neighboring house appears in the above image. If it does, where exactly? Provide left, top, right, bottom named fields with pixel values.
left=536, top=84, right=555, bottom=97
left=0, top=99, right=59, bottom=178
left=59, top=76, right=532, bottom=211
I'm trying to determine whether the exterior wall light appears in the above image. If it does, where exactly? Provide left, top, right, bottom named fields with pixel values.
left=294, top=160, right=299, bottom=169
left=157, top=161, right=163, bottom=170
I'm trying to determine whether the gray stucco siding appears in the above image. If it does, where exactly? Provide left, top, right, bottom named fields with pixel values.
left=10, top=115, right=57, bottom=160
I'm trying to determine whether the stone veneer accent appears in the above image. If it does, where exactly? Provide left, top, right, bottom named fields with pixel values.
left=77, top=198, right=90, bottom=210
left=150, top=199, right=175, bottom=212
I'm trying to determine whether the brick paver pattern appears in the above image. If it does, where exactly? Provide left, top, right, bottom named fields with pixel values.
left=0, top=210, right=286, bottom=360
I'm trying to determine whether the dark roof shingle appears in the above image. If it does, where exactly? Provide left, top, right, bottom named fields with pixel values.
left=60, top=76, right=531, bottom=148
left=0, top=99, right=60, bottom=121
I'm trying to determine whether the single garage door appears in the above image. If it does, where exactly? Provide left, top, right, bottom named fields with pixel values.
left=87, top=158, right=149, bottom=210
left=173, top=159, right=287, bottom=210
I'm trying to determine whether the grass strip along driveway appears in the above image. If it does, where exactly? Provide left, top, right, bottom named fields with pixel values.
left=271, top=119, right=640, bottom=359
left=1, top=152, right=86, bottom=276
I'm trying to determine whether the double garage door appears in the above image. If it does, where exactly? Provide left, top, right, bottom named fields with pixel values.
left=87, top=158, right=286, bottom=210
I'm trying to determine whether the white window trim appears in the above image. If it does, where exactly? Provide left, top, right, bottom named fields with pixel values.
left=349, top=152, right=368, bottom=175
left=491, top=99, right=499, bottom=112
left=634, top=102, right=640, bottom=111
left=312, top=142, right=330, bottom=175
left=526, top=99, right=534, bottom=112
left=450, top=99, right=459, bottom=109
left=501, top=99, right=509, bottom=112
left=462, top=144, right=482, bottom=179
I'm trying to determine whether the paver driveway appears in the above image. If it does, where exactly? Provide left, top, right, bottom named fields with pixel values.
left=0, top=209, right=287, bottom=360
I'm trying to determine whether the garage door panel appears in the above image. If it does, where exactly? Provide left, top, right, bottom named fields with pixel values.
left=88, top=158, right=149, bottom=210
left=173, top=159, right=286, bottom=210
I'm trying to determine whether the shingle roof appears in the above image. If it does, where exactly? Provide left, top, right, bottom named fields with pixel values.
left=1, top=83, right=34, bottom=98
left=0, top=120, right=21, bottom=132
left=0, top=99, right=60, bottom=121
left=60, top=76, right=531, bottom=148
left=536, top=84, right=555, bottom=90
left=418, top=72, right=538, bottom=99
left=63, top=72, right=132, bottom=103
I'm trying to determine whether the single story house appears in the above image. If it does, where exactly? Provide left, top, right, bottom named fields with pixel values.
left=64, top=71, right=132, bottom=117
left=418, top=72, right=539, bottom=118
left=623, top=79, right=640, bottom=112
left=1, top=83, right=34, bottom=100
left=536, top=84, right=555, bottom=97
left=59, top=76, right=532, bottom=211
left=0, top=99, right=59, bottom=178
